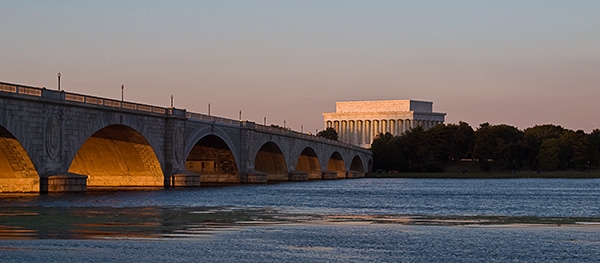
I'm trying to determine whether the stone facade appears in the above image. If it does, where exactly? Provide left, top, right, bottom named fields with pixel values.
left=323, top=100, right=446, bottom=148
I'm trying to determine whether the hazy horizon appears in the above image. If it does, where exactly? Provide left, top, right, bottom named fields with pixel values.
left=2, top=1, right=599, bottom=133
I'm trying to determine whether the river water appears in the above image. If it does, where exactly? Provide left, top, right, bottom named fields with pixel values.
left=1, top=178, right=600, bottom=262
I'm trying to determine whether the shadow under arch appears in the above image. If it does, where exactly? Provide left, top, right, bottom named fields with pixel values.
left=349, top=155, right=366, bottom=178
left=255, top=141, right=288, bottom=181
left=0, top=126, right=39, bottom=192
left=295, top=147, right=321, bottom=180
left=186, top=134, right=240, bottom=184
left=184, top=126, right=240, bottom=172
left=326, top=151, right=346, bottom=179
left=68, top=125, right=164, bottom=188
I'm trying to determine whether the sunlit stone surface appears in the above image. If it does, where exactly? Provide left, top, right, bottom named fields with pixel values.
left=323, top=100, right=446, bottom=147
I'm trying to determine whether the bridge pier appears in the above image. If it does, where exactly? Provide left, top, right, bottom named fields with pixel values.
left=242, top=171, right=268, bottom=183
left=347, top=171, right=364, bottom=178
left=41, top=173, right=88, bottom=193
left=266, top=173, right=289, bottom=181
left=170, top=171, right=201, bottom=187
left=322, top=170, right=338, bottom=180
left=288, top=171, right=309, bottom=181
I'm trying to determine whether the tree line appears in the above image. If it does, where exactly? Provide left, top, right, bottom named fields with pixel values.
left=370, top=122, right=600, bottom=173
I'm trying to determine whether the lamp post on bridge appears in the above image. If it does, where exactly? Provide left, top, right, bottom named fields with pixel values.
left=121, top=85, right=124, bottom=102
left=239, top=110, right=242, bottom=121
left=208, top=103, right=211, bottom=116
left=170, top=95, right=174, bottom=108
left=57, top=72, right=61, bottom=91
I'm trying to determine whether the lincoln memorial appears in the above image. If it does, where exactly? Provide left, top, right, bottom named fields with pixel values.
left=323, top=100, right=446, bottom=148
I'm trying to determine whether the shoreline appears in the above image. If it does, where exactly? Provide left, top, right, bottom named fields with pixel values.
left=365, top=172, right=600, bottom=179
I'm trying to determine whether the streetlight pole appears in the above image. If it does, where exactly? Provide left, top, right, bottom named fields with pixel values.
left=170, top=95, right=174, bottom=108
left=208, top=103, right=211, bottom=116
left=57, top=72, right=61, bottom=91
left=239, top=110, right=242, bottom=121
left=121, top=84, right=124, bottom=105
left=264, top=117, right=266, bottom=125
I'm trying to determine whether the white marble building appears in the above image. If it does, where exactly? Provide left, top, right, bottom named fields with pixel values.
left=323, top=100, right=446, bottom=148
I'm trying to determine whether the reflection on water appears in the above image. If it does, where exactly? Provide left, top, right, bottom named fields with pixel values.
left=1, top=223, right=599, bottom=263
left=1, top=205, right=600, bottom=240
left=0, top=206, right=283, bottom=239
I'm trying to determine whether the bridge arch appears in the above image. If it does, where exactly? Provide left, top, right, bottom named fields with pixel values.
left=0, top=125, right=39, bottom=192
left=349, top=155, right=366, bottom=178
left=184, top=126, right=240, bottom=173
left=326, top=151, right=346, bottom=179
left=185, top=134, right=240, bottom=184
left=350, top=155, right=365, bottom=172
left=64, top=113, right=167, bottom=177
left=295, top=147, right=321, bottom=180
left=68, top=124, right=164, bottom=187
left=254, top=141, right=288, bottom=181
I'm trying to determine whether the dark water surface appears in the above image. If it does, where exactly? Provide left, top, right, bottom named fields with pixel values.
left=1, top=178, right=600, bottom=262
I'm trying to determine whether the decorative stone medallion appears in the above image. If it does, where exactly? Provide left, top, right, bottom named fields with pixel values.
left=46, top=115, right=60, bottom=160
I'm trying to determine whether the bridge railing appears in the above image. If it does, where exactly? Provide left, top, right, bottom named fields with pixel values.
left=252, top=122, right=367, bottom=151
left=0, top=81, right=168, bottom=115
left=0, top=82, right=43, bottom=97
left=63, top=92, right=167, bottom=114
left=185, top=112, right=241, bottom=125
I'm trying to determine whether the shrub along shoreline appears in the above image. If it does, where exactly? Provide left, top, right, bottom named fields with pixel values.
left=370, top=123, right=600, bottom=174
left=366, top=170, right=600, bottom=179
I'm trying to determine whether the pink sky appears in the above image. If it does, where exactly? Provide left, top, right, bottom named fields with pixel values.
left=2, top=1, right=599, bottom=133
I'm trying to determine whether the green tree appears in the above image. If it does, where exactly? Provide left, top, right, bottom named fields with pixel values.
left=316, top=127, right=338, bottom=140
left=473, top=123, right=523, bottom=170
left=370, top=121, right=599, bottom=174
left=371, top=132, right=401, bottom=171
left=537, top=138, right=560, bottom=171
left=558, top=130, right=588, bottom=169
left=421, top=125, right=450, bottom=162
left=447, top=121, right=474, bottom=161
left=522, top=124, right=565, bottom=169
left=586, top=129, right=600, bottom=168
left=399, top=126, right=429, bottom=171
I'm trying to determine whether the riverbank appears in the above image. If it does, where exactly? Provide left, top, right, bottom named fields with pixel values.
left=365, top=170, right=600, bottom=179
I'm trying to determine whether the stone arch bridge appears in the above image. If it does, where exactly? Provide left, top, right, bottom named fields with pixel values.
left=0, top=82, right=372, bottom=193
